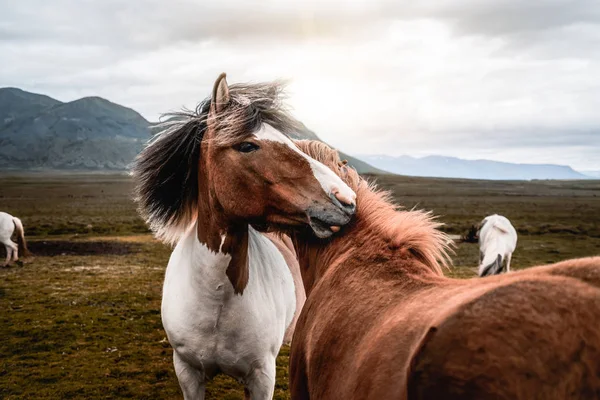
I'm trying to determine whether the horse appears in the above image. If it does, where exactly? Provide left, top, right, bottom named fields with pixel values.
left=132, top=74, right=356, bottom=400
left=477, top=214, right=518, bottom=276
left=285, top=140, right=600, bottom=400
left=0, top=211, right=29, bottom=267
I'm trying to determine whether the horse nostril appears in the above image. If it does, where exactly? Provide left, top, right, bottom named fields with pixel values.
left=346, top=202, right=356, bottom=213
left=331, top=189, right=356, bottom=216
left=332, top=188, right=355, bottom=208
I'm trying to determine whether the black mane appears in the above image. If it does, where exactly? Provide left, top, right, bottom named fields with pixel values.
left=132, top=100, right=209, bottom=244
left=132, top=81, right=300, bottom=245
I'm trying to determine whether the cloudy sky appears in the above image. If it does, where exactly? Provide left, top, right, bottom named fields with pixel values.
left=1, top=0, right=599, bottom=170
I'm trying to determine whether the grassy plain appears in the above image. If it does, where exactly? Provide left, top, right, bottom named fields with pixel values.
left=1, top=173, right=599, bottom=398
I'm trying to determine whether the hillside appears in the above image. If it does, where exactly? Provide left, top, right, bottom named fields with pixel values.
left=0, top=88, right=381, bottom=173
left=0, top=87, right=62, bottom=123
left=583, top=170, right=600, bottom=179
left=0, top=89, right=150, bottom=170
left=292, top=124, right=388, bottom=174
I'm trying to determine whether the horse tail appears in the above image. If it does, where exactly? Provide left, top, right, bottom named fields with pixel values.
left=480, top=254, right=503, bottom=277
left=12, top=217, right=30, bottom=257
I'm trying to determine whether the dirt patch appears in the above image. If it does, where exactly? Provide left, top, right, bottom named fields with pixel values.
left=26, top=240, right=141, bottom=256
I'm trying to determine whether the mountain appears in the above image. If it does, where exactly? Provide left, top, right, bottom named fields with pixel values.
left=0, top=87, right=381, bottom=173
left=2, top=87, right=590, bottom=180
left=338, top=152, right=388, bottom=174
left=291, top=124, right=388, bottom=174
left=0, top=89, right=150, bottom=170
left=582, top=170, right=600, bottom=179
left=0, top=87, right=61, bottom=123
left=360, top=154, right=591, bottom=180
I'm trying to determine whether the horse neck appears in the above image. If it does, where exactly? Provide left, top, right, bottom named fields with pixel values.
left=290, top=221, right=390, bottom=296
left=195, top=157, right=251, bottom=293
left=195, top=153, right=242, bottom=249
left=291, top=198, right=445, bottom=295
left=195, top=175, right=227, bottom=252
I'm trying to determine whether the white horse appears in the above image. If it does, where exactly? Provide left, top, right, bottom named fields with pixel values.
left=478, top=214, right=518, bottom=277
left=0, top=211, right=29, bottom=267
left=133, top=74, right=354, bottom=399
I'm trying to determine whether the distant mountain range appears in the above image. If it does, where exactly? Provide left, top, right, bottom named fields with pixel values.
left=0, top=87, right=594, bottom=180
left=360, top=154, right=593, bottom=180
left=0, top=87, right=382, bottom=173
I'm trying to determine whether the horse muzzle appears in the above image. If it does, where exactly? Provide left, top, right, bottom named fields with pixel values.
left=306, top=195, right=356, bottom=239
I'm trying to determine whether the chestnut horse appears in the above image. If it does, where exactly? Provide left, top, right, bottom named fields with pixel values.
left=287, top=140, right=600, bottom=400
left=133, top=74, right=355, bottom=399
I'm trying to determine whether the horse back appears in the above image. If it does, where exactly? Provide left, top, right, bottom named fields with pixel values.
left=407, top=276, right=600, bottom=400
left=522, top=256, right=600, bottom=289
left=291, top=257, right=600, bottom=399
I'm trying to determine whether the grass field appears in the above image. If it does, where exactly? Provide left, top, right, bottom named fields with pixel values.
left=1, top=172, right=599, bottom=399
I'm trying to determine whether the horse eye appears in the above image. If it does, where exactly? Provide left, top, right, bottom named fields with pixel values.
left=236, top=142, right=260, bottom=153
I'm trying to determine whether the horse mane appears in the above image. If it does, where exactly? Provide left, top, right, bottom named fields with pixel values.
left=133, top=81, right=301, bottom=245
left=210, top=81, right=303, bottom=143
left=294, top=140, right=452, bottom=275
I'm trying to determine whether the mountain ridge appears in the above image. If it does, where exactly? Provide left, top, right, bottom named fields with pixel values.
left=2, top=87, right=591, bottom=180
left=360, top=154, right=592, bottom=180
left=0, top=87, right=382, bottom=173
left=0, top=87, right=63, bottom=123
left=0, top=88, right=149, bottom=170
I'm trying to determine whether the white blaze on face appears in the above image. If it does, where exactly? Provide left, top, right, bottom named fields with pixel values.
left=253, top=124, right=356, bottom=205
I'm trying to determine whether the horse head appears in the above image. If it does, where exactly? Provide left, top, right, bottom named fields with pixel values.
left=134, top=73, right=356, bottom=293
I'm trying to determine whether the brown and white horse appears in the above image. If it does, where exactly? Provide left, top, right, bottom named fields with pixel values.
left=133, top=74, right=355, bottom=399
left=287, top=140, right=600, bottom=400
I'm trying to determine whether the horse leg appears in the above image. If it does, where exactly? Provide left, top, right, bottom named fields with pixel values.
left=506, top=253, right=512, bottom=273
left=10, top=241, right=18, bottom=262
left=244, top=357, right=276, bottom=400
left=173, top=352, right=205, bottom=400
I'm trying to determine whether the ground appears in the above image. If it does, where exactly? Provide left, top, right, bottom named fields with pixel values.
left=1, top=172, right=599, bottom=399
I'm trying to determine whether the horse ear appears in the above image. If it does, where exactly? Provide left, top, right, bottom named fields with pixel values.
left=212, top=72, right=230, bottom=113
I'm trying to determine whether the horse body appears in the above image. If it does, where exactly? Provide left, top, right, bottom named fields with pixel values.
left=134, top=75, right=354, bottom=399
left=407, top=272, right=600, bottom=400
left=162, top=225, right=296, bottom=398
left=0, top=211, right=29, bottom=266
left=478, top=214, right=517, bottom=276
left=293, top=262, right=600, bottom=399
left=288, top=141, right=600, bottom=400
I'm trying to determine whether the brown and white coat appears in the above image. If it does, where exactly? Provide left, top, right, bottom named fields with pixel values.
left=133, top=75, right=355, bottom=399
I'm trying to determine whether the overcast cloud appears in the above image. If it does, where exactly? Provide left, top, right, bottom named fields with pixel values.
left=1, top=0, right=599, bottom=170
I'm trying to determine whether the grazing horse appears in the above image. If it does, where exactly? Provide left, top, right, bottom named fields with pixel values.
left=286, top=140, right=600, bottom=400
left=133, top=74, right=355, bottom=399
left=478, top=214, right=518, bottom=276
left=0, top=211, right=29, bottom=266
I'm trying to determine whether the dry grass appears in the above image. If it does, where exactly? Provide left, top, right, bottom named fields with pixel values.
left=1, top=172, right=599, bottom=398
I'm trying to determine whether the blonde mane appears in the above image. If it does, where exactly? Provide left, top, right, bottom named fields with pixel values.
left=295, top=140, right=452, bottom=275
